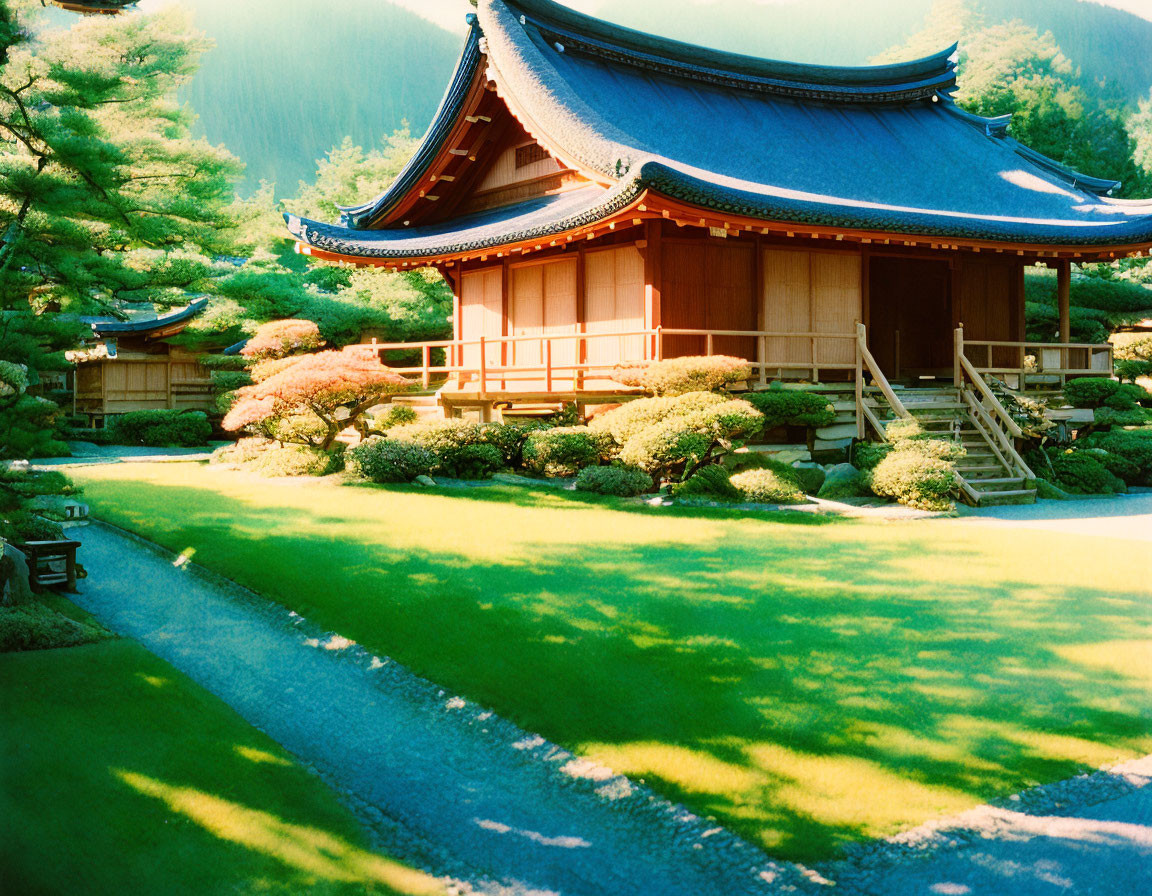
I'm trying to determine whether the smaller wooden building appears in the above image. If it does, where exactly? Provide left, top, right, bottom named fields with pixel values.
left=71, top=300, right=214, bottom=423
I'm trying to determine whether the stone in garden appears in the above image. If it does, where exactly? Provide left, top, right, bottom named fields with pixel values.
left=414, top=475, right=437, bottom=487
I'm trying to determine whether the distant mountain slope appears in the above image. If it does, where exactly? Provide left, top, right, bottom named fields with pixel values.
left=172, top=0, right=462, bottom=194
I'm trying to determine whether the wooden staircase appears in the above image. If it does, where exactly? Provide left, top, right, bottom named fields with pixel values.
left=897, top=387, right=1037, bottom=507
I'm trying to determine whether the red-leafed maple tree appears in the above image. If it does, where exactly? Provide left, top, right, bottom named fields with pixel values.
left=223, top=348, right=410, bottom=451
left=241, top=319, right=326, bottom=361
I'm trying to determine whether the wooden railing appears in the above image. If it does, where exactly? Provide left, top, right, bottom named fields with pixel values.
left=854, top=322, right=910, bottom=439
left=360, top=327, right=857, bottom=396
left=956, top=326, right=1112, bottom=391
left=954, top=327, right=1036, bottom=483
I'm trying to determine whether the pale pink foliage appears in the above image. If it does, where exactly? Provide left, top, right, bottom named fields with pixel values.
left=223, top=348, right=410, bottom=449
left=241, top=319, right=325, bottom=361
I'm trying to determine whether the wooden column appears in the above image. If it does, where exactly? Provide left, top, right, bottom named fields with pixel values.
left=643, top=219, right=662, bottom=360
left=1056, top=258, right=1071, bottom=344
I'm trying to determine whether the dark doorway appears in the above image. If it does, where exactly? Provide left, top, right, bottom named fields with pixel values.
left=868, top=256, right=953, bottom=377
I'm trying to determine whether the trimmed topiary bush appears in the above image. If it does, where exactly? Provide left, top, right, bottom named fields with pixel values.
left=106, top=410, right=212, bottom=448
left=0, top=511, right=65, bottom=543
left=0, top=603, right=107, bottom=653
left=852, top=441, right=891, bottom=471
left=1077, top=429, right=1152, bottom=485
left=247, top=444, right=346, bottom=477
left=744, top=389, right=837, bottom=430
left=372, top=405, right=419, bottom=430
left=480, top=421, right=548, bottom=466
left=349, top=437, right=436, bottom=483
left=592, top=391, right=764, bottom=481
left=574, top=465, right=653, bottom=497
left=241, top=319, right=325, bottom=361
left=673, top=464, right=742, bottom=500
left=1062, top=377, right=1150, bottom=411
left=817, top=464, right=870, bottom=500
left=870, top=451, right=958, bottom=512
left=521, top=427, right=612, bottom=477
left=1041, top=449, right=1126, bottom=495
left=387, top=419, right=503, bottom=478
left=729, top=468, right=806, bottom=505
left=611, top=355, right=751, bottom=396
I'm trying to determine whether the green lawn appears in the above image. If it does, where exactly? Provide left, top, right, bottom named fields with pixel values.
left=72, top=462, right=1152, bottom=861
left=0, top=636, right=442, bottom=896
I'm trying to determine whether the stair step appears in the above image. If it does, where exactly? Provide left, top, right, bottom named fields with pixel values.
left=976, top=489, right=1037, bottom=507
left=968, top=477, right=1025, bottom=490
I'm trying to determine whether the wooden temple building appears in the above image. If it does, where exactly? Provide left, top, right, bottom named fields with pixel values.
left=286, top=0, right=1152, bottom=502
left=71, top=300, right=214, bottom=423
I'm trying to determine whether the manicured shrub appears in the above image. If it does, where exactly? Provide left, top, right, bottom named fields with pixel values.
left=247, top=444, right=346, bottom=477
left=1077, top=429, right=1152, bottom=485
left=574, top=465, right=654, bottom=497
left=729, top=468, right=806, bottom=505
left=1094, top=407, right=1150, bottom=428
left=241, top=319, right=325, bottom=361
left=1064, top=377, right=1124, bottom=409
left=348, top=437, right=435, bottom=483
left=1034, top=477, right=1072, bottom=501
left=388, top=419, right=481, bottom=452
left=480, top=420, right=548, bottom=465
left=522, top=427, right=612, bottom=477
left=870, top=451, right=958, bottom=511
left=0, top=511, right=65, bottom=543
left=0, top=603, right=106, bottom=653
left=1084, top=448, right=1141, bottom=484
left=673, top=464, right=742, bottom=500
left=744, top=389, right=837, bottom=430
left=210, top=370, right=253, bottom=394
left=790, top=464, right=826, bottom=496
left=817, top=464, right=871, bottom=500
left=885, top=417, right=966, bottom=461
left=1042, top=449, right=1126, bottom=495
left=436, top=443, right=503, bottom=479
left=589, top=392, right=730, bottom=443
left=372, top=405, right=419, bottom=430
left=105, top=410, right=212, bottom=448
left=210, top=437, right=275, bottom=466
left=611, top=356, right=752, bottom=396
left=853, top=441, right=891, bottom=471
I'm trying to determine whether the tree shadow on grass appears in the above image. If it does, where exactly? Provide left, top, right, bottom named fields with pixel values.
left=75, top=468, right=1152, bottom=863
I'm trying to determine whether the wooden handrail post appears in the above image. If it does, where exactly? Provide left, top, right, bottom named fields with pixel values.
left=479, top=336, right=487, bottom=398
left=655, top=326, right=663, bottom=361
left=759, top=335, right=767, bottom=387
left=855, top=323, right=865, bottom=440
left=954, top=324, right=963, bottom=388
left=421, top=344, right=431, bottom=390
left=706, top=332, right=714, bottom=357
left=545, top=338, right=553, bottom=393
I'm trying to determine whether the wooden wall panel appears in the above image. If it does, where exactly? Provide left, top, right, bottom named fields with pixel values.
left=460, top=267, right=503, bottom=368
left=475, top=141, right=565, bottom=194
left=508, top=256, right=578, bottom=387
left=957, top=257, right=1020, bottom=368
left=661, top=240, right=755, bottom=359
left=812, top=253, right=861, bottom=365
left=585, top=245, right=645, bottom=368
left=763, top=249, right=812, bottom=364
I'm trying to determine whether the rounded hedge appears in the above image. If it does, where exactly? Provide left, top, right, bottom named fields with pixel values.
left=870, top=451, right=958, bottom=511
left=522, top=426, right=611, bottom=477
left=349, top=437, right=435, bottom=483
left=729, top=468, right=807, bottom=505
left=673, top=464, right=741, bottom=500
left=574, top=465, right=653, bottom=497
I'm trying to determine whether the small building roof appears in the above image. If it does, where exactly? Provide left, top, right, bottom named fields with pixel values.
left=90, top=298, right=208, bottom=339
left=288, top=0, right=1152, bottom=262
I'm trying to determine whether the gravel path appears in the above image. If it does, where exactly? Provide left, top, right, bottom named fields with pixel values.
left=69, top=522, right=815, bottom=896
left=954, top=490, right=1152, bottom=541
left=823, top=757, right=1152, bottom=895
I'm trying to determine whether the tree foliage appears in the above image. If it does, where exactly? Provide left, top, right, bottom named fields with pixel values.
left=222, top=348, right=410, bottom=451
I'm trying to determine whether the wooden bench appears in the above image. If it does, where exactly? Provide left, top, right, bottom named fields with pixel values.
left=17, top=540, right=81, bottom=593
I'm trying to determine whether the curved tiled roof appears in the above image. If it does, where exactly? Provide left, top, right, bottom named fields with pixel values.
left=289, top=0, right=1152, bottom=258
left=90, top=298, right=208, bottom=337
